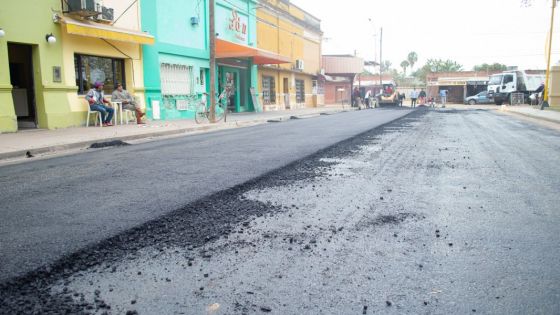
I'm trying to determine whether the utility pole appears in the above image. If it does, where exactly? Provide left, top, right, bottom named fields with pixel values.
left=542, top=0, right=557, bottom=110
left=209, top=0, right=216, bottom=121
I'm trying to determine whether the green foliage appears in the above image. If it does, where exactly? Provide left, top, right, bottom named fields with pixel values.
left=381, top=60, right=392, bottom=72
left=407, top=52, right=418, bottom=71
left=400, top=60, right=410, bottom=76
left=473, top=63, right=508, bottom=72
left=412, top=58, right=464, bottom=83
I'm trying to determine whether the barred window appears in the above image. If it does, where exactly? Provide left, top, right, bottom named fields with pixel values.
left=262, top=76, right=276, bottom=104
left=160, top=63, right=194, bottom=96
left=296, top=79, right=305, bottom=103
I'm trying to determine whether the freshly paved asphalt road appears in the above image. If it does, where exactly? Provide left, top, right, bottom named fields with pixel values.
left=0, top=109, right=411, bottom=283
left=1, top=108, right=559, bottom=314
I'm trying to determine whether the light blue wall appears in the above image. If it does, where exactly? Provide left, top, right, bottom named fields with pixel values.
left=156, top=0, right=207, bottom=50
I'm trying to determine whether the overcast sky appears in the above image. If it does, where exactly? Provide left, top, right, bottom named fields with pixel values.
left=291, top=0, right=560, bottom=71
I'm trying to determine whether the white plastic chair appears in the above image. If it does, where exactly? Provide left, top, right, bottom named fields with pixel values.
left=122, top=107, right=136, bottom=125
left=112, top=101, right=136, bottom=125
left=86, top=104, right=103, bottom=127
left=111, top=101, right=122, bottom=124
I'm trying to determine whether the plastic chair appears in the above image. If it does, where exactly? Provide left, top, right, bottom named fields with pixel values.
left=112, top=101, right=136, bottom=125
left=122, top=107, right=136, bottom=125
left=86, top=104, right=103, bottom=127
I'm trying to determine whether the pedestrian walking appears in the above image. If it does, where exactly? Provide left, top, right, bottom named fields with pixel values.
left=86, top=82, right=114, bottom=126
left=440, top=89, right=448, bottom=107
left=410, top=88, right=418, bottom=107
left=398, top=93, right=405, bottom=106
left=418, top=89, right=426, bottom=106
left=364, top=89, right=372, bottom=108
left=353, top=87, right=361, bottom=108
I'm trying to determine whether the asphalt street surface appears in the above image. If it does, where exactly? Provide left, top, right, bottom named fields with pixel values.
left=0, top=109, right=410, bottom=282
left=1, top=108, right=559, bottom=314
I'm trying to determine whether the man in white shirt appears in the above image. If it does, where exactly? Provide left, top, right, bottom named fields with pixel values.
left=364, top=89, right=372, bottom=108
left=410, top=88, right=418, bottom=108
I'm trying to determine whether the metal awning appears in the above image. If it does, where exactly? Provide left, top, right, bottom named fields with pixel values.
left=59, top=16, right=155, bottom=45
left=216, top=39, right=290, bottom=65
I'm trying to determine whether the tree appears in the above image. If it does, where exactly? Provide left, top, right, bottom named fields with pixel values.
left=400, top=60, right=410, bottom=76
left=473, top=63, right=508, bottom=72
left=381, top=60, right=392, bottom=72
left=412, top=58, right=464, bottom=83
left=407, top=52, right=418, bottom=71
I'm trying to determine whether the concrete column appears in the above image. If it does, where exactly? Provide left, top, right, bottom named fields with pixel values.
left=549, top=62, right=560, bottom=109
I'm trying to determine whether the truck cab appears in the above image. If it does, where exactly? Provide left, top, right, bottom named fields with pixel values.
left=488, top=72, right=517, bottom=105
left=488, top=71, right=545, bottom=105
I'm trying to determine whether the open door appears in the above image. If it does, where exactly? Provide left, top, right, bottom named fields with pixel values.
left=283, top=77, right=290, bottom=109
left=8, top=43, right=37, bottom=129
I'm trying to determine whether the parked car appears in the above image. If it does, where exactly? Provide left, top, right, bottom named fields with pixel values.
left=464, top=91, right=494, bottom=105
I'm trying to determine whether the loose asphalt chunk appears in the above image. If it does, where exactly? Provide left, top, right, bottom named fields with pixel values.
left=89, top=140, right=130, bottom=149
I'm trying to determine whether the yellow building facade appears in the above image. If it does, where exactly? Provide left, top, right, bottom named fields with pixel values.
left=58, top=1, right=153, bottom=127
left=257, top=0, right=323, bottom=110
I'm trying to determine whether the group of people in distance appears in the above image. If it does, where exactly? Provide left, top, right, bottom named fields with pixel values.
left=86, top=81, right=146, bottom=126
left=353, top=86, right=431, bottom=108
left=408, top=88, right=429, bottom=107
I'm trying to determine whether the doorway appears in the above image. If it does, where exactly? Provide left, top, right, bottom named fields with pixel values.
left=283, top=77, right=290, bottom=109
left=8, top=43, right=37, bottom=129
left=220, top=67, right=240, bottom=112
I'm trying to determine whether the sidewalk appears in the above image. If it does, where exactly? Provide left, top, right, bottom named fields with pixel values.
left=0, top=105, right=353, bottom=162
left=443, top=104, right=560, bottom=124
left=499, top=105, right=560, bottom=124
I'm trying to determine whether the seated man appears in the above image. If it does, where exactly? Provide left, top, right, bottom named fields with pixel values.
left=111, top=83, right=145, bottom=124
left=385, top=85, right=393, bottom=95
left=86, top=81, right=114, bottom=126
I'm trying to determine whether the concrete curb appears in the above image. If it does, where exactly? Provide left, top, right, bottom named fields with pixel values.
left=499, top=107, right=560, bottom=125
left=0, top=109, right=352, bottom=161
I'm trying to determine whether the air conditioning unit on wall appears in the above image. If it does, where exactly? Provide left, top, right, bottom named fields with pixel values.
left=97, top=6, right=114, bottom=22
left=66, top=0, right=100, bottom=18
left=295, top=59, right=304, bottom=71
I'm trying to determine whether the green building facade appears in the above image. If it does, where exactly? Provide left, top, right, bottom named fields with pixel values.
left=141, top=0, right=260, bottom=121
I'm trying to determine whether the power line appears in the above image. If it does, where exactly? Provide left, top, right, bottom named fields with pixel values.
left=220, top=0, right=321, bottom=44
left=112, top=0, right=138, bottom=26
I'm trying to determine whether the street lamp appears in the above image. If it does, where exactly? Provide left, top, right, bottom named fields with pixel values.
left=45, top=33, right=57, bottom=44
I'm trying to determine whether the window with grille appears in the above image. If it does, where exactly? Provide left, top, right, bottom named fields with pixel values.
left=296, top=79, right=305, bottom=103
left=262, top=76, right=276, bottom=104
left=160, top=63, right=194, bottom=96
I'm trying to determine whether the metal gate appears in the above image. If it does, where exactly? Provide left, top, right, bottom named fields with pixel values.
left=511, top=93, right=525, bottom=105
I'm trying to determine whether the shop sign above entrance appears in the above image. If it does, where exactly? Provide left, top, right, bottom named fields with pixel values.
left=228, top=10, right=247, bottom=42
left=216, top=5, right=250, bottom=45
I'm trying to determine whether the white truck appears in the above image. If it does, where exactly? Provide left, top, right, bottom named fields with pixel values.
left=487, top=71, right=545, bottom=105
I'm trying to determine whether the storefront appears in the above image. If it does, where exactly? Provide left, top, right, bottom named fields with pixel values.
left=57, top=1, right=153, bottom=127
left=141, top=0, right=287, bottom=120
left=0, top=1, right=152, bottom=132
left=256, top=1, right=323, bottom=111
left=0, top=1, right=66, bottom=132
left=215, top=2, right=289, bottom=113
